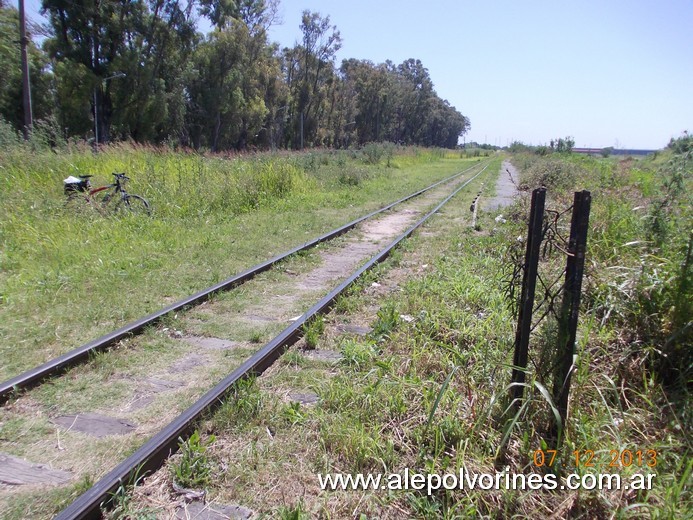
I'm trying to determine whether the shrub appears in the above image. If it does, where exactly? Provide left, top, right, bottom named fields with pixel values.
left=0, top=116, right=21, bottom=149
left=338, top=166, right=369, bottom=186
left=170, top=430, right=216, bottom=489
left=361, top=142, right=395, bottom=165
left=520, top=157, right=583, bottom=191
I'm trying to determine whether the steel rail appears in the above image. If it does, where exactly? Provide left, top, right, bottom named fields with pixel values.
left=0, top=163, right=486, bottom=403
left=54, top=163, right=489, bottom=520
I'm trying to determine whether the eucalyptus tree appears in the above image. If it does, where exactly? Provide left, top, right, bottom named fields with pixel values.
left=282, top=10, right=342, bottom=148
left=424, top=96, right=470, bottom=148
left=42, top=0, right=197, bottom=143
left=393, top=58, right=435, bottom=145
left=186, top=0, right=281, bottom=150
left=334, top=56, right=470, bottom=149
left=198, top=0, right=278, bottom=29
left=112, top=0, right=198, bottom=143
left=339, top=59, right=392, bottom=145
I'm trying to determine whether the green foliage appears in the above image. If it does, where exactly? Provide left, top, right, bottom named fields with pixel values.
left=249, top=330, right=264, bottom=343
left=600, top=146, right=614, bottom=157
left=302, top=315, right=325, bottom=349
left=340, top=59, right=469, bottom=149
left=0, top=115, right=20, bottom=147
left=508, top=141, right=531, bottom=153
left=362, top=142, right=395, bottom=165
left=338, top=166, right=370, bottom=186
left=647, top=148, right=691, bottom=247
left=280, top=10, right=343, bottom=149
left=42, top=0, right=198, bottom=143
left=170, top=430, right=216, bottom=489
left=550, top=136, right=575, bottom=153
left=0, top=2, right=53, bottom=131
left=509, top=138, right=575, bottom=155
left=107, top=470, right=158, bottom=520
left=3, top=0, right=470, bottom=150
left=583, top=148, right=692, bottom=383
left=213, top=378, right=264, bottom=432
left=339, top=339, right=378, bottom=370
left=319, top=414, right=396, bottom=472
left=667, top=131, right=692, bottom=154
left=185, top=17, right=278, bottom=150
left=369, top=302, right=400, bottom=341
left=281, top=401, right=306, bottom=426
left=275, top=500, right=310, bottom=520
left=639, top=148, right=692, bottom=377
left=519, top=156, right=583, bottom=191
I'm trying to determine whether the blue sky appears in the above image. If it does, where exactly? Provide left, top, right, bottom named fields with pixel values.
left=25, top=0, right=693, bottom=149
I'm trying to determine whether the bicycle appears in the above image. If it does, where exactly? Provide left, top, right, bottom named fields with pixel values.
left=64, top=172, right=151, bottom=215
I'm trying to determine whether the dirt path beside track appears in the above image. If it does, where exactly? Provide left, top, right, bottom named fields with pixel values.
left=484, top=160, right=519, bottom=211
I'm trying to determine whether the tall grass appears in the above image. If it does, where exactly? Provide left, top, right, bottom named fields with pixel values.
left=0, top=144, right=312, bottom=219
left=500, top=150, right=691, bottom=515
left=0, top=140, right=476, bottom=380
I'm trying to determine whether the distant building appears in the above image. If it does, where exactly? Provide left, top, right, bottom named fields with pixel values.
left=573, top=148, right=657, bottom=156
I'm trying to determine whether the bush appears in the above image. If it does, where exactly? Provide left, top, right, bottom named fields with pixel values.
left=170, top=430, right=216, bottom=489
left=362, top=142, right=395, bottom=165
left=0, top=116, right=21, bottom=149
left=520, top=157, right=584, bottom=191
left=667, top=131, right=692, bottom=154
left=338, top=166, right=369, bottom=186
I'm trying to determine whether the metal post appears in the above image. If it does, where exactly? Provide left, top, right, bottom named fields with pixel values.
left=552, top=190, right=591, bottom=445
left=18, top=0, right=33, bottom=139
left=510, top=187, right=546, bottom=406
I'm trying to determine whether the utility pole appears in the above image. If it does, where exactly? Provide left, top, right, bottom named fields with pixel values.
left=93, top=72, right=126, bottom=150
left=18, top=0, right=33, bottom=139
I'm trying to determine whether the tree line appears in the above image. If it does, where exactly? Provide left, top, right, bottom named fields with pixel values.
left=0, top=0, right=470, bottom=150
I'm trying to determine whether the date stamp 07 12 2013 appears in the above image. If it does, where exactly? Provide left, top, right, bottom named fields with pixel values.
left=532, top=449, right=658, bottom=469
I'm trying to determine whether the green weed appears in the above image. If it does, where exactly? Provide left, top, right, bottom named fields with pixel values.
left=302, top=315, right=325, bottom=349
left=275, top=500, right=310, bottom=520
left=369, top=302, right=400, bottom=341
left=319, top=415, right=395, bottom=473
left=281, top=401, right=306, bottom=426
left=170, top=430, right=216, bottom=489
left=339, top=339, right=378, bottom=370
left=213, top=378, right=264, bottom=432
left=249, top=330, right=264, bottom=344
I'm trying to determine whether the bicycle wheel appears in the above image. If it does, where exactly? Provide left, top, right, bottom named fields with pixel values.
left=64, top=192, right=86, bottom=211
left=103, top=193, right=127, bottom=214
left=64, top=192, right=101, bottom=215
left=120, top=194, right=151, bottom=215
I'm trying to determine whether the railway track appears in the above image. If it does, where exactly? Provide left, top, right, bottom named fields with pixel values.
left=0, top=163, right=483, bottom=404
left=1, top=161, right=491, bottom=519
